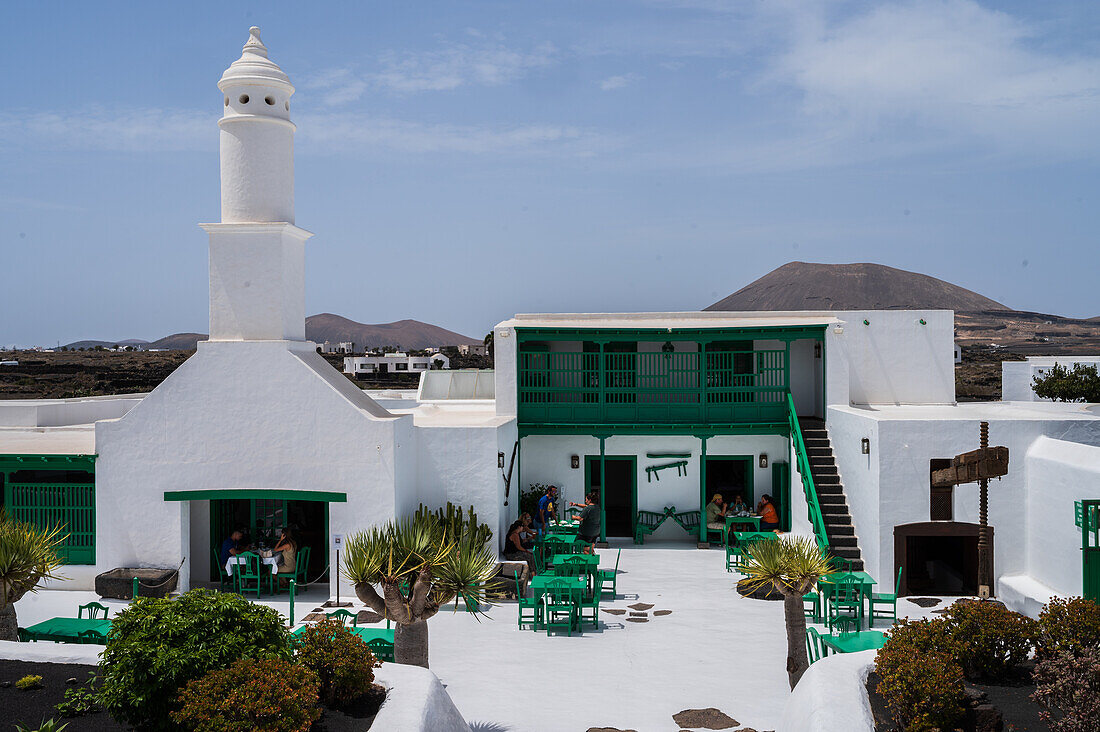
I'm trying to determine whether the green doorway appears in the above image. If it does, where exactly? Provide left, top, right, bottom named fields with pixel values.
left=585, top=456, right=637, bottom=539
left=211, top=498, right=328, bottom=582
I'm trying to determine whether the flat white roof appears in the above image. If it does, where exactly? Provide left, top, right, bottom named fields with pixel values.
left=498, top=311, right=850, bottom=330
left=0, top=426, right=96, bottom=455
left=831, top=401, right=1100, bottom=422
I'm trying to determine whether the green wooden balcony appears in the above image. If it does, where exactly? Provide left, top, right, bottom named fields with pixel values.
left=518, top=349, right=788, bottom=426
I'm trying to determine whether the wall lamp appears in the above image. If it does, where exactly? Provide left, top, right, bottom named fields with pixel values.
left=758, top=453, right=768, bottom=469
left=571, top=454, right=580, bottom=469
left=833, top=325, right=844, bottom=335
left=861, top=438, right=870, bottom=455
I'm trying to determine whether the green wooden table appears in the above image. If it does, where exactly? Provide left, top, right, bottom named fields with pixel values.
left=550, top=553, right=599, bottom=571
left=529, top=575, right=585, bottom=630
left=724, top=515, right=762, bottom=545
left=818, top=571, right=876, bottom=629
left=24, top=617, right=112, bottom=644
left=820, top=630, right=887, bottom=654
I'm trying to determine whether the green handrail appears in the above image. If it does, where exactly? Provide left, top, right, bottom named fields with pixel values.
left=787, top=393, right=830, bottom=551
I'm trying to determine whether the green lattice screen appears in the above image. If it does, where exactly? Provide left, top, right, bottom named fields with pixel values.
left=6, top=483, right=96, bottom=564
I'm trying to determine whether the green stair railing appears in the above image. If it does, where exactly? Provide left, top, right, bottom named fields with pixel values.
left=787, top=393, right=830, bottom=551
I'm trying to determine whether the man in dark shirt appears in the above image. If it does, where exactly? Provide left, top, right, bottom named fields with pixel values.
left=219, top=529, right=245, bottom=566
left=571, top=492, right=602, bottom=553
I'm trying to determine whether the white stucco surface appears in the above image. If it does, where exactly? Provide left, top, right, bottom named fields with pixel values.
left=1002, top=356, right=1100, bottom=402
left=373, top=663, right=472, bottom=732
left=780, top=649, right=876, bottom=732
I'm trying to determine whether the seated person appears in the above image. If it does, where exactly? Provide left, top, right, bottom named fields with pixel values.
left=571, top=493, right=602, bottom=554
left=274, top=527, right=297, bottom=574
left=730, top=493, right=749, bottom=514
left=757, top=494, right=781, bottom=532
left=705, top=493, right=731, bottom=534
left=219, top=529, right=245, bottom=566
left=503, top=516, right=537, bottom=573
left=517, top=513, right=537, bottom=548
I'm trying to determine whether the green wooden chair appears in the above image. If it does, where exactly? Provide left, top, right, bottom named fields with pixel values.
left=212, top=545, right=233, bottom=590
left=826, top=587, right=862, bottom=633
left=515, top=572, right=539, bottom=630
left=726, top=543, right=743, bottom=573
left=77, top=629, right=107, bottom=645
left=542, top=578, right=578, bottom=637
left=555, top=556, right=588, bottom=577
left=870, top=566, right=903, bottom=628
left=597, top=548, right=621, bottom=598
left=234, top=551, right=264, bottom=599
left=17, top=627, right=32, bottom=642
left=365, top=637, right=395, bottom=663
left=634, top=510, right=665, bottom=544
left=292, top=546, right=311, bottom=591
left=803, top=589, right=821, bottom=620
left=78, top=602, right=109, bottom=620
left=805, top=627, right=829, bottom=664
left=326, top=608, right=358, bottom=627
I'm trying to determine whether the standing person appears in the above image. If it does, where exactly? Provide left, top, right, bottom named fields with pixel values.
left=535, top=485, right=558, bottom=538
left=757, top=494, right=781, bottom=532
left=572, top=492, right=602, bottom=554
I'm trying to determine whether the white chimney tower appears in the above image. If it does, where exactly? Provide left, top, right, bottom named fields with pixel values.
left=200, top=27, right=312, bottom=342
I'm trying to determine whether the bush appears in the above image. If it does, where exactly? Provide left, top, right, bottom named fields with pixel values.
left=1037, top=596, right=1100, bottom=660
left=293, top=618, right=380, bottom=705
left=16, top=674, right=44, bottom=691
left=1032, top=648, right=1100, bottom=732
left=940, top=600, right=1038, bottom=680
left=54, top=673, right=101, bottom=717
left=98, top=588, right=292, bottom=730
left=876, top=618, right=966, bottom=731
left=171, top=658, right=321, bottom=732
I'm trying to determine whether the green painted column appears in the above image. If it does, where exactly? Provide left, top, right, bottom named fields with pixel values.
left=599, top=436, right=607, bottom=543
left=698, top=436, right=708, bottom=543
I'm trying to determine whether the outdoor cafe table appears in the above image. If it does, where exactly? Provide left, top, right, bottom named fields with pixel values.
left=820, top=630, right=888, bottom=654
left=529, top=575, right=585, bottom=630
left=547, top=521, right=579, bottom=534
left=818, top=570, right=876, bottom=628
left=292, top=625, right=395, bottom=643
left=225, top=555, right=279, bottom=576
left=551, top=553, right=600, bottom=591
left=732, top=530, right=779, bottom=545
left=24, top=617, right=112, bottom=644
left=724, top=515, right=761, bottom=544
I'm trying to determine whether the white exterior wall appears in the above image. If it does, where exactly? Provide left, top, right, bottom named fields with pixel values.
left=1024, top=436, right=1100, bottom=596
left=93, top=340, right=408, bottom=594
left=1002, top=357, right=1100, bottom=402
left=0, top=396, right=143, bottom=428
left=825, top=407, right=882, bottom=579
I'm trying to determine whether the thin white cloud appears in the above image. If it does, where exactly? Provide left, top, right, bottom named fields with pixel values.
left=0, top=106, right=610, bottom=158
left=599, top=73, right=642, bottom=91
left=773, top=0, right=1100, bottom=156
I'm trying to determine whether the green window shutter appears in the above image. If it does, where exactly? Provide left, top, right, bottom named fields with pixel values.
left=6, top=482, right=96, bottom=564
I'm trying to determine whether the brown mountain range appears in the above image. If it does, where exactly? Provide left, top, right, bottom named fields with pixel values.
left=68, top=315, right=481, bottom=352
left=706, top=262, right=1100, bottom=355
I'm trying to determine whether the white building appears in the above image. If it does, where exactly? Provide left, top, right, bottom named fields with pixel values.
left=953, top=342, right=962, bottom=364
left=320, top=341, right=355, bottom=354
left=1, top=29, right=1098, bottom=615
left=344, top=352, right=450, bottom=376
left=1002, top=356, right=1100, bottom=402
left=458, top=344, right=487, bottom=356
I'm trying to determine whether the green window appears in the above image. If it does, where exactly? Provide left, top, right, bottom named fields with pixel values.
left=2, top=469, right=96, bottom=564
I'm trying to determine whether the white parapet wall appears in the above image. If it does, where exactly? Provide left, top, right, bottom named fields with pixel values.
left=1003, top=356, right=1100, bottom=402
left=780, top=649, right=877, bottom=732
left=373, top=663, right=472, bottom=732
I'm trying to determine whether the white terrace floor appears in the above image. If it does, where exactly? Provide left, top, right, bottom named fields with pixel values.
left=17, top=541, right=955, bottom=732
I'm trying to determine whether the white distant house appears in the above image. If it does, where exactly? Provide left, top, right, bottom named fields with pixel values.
left=458, top=344, right=487, bottom=356
left=1, top=28, right=1097, bottom=616
left=344, top=352, right=450, bottom=376
left=320, top=341, right=355, bottom=354
left=954, top=342, right=962, bottom=364
left=1002, top=356, right=1100, bottom=401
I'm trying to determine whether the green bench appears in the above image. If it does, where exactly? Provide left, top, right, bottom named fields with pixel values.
left=634, top=506, right=702, bottom=544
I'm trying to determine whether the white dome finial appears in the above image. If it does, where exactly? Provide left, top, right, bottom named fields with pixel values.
left=244, top=27, right=268, bottom=57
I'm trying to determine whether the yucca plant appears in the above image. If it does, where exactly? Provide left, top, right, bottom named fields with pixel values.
left=0, top=509, right=68, bottom=642
left=740, top=535, right=836, bottom=689
left=344, top=504, right=497, bottom=668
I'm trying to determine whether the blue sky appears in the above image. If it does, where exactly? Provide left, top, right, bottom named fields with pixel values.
left=2, top=0, right=1098, bottom=346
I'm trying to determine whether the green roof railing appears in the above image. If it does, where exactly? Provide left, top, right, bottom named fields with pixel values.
left=787, top=393, right=829, bottom=552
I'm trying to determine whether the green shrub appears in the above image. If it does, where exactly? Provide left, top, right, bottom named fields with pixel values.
left=1032, top=647, right=1100, bottom=732
left=171, top=658, right=321, bottom=732
left=293, top=618, right=380, bottom=705
left=1037, top=596, right=1100, bottom=660
left=98, top=588, right=292, bottom=730
left=876, top=618, right=966, bottom=731
left=54, top=673, right=101, bottom=718
left=16, top=674, right=44, bottom=691
left=942, top=600, right=1038, bottom=680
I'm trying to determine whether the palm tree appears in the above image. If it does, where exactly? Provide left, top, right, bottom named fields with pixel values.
left=739, top=535, right=835, bottom=689
left=344, top=504, right=497, bottom=668
left=0, top=509, right=67, bottom=641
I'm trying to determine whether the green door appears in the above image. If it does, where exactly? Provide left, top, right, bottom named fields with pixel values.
left=1080, top=500, right=1100, bottom=603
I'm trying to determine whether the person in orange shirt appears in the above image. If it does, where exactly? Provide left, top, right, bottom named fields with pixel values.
left=757, top=494, right=781, bottom=532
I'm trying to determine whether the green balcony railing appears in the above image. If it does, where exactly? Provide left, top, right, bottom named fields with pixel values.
left=787, top=394, right=830, bottom=552
left=518, top=349, right=788, bottom=425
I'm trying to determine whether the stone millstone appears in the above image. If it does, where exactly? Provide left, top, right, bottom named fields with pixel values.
left=628, top=602, right=654, bottom=611
left=906, top=597, right=942, bottom=608
left=672, top=708, right=739, bottom=729
left=629, top=611, right=648, bottom=617
left=587, top=728, right=638, bottom=732
left=322, top=600, right=354, bottom=608
left=302, top=612, right=326, bottom=622
left=736, top=579, right=784, bottom=602
left=626, top=617, right=649, bottom=623
left=602, top=608, right=627, bottom=615
left=654, top=610, right=672, bottom=616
